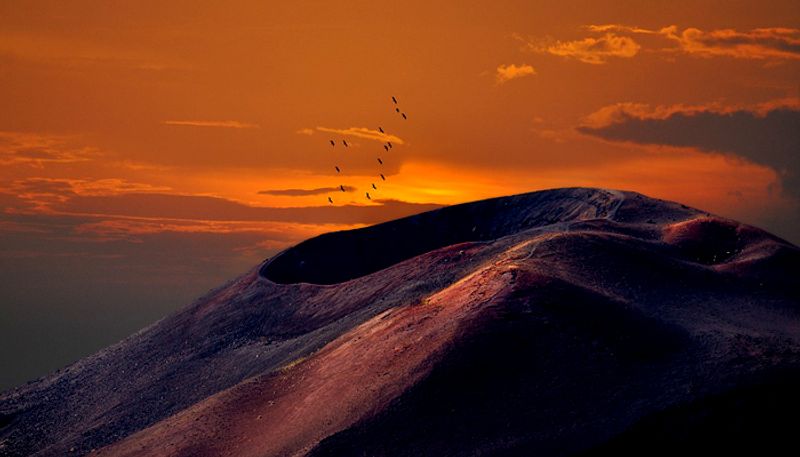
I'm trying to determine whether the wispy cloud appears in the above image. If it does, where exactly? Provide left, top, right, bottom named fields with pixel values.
left=585, top=24, right=800, bottom=60
left=315, top=127, right=404, bottom=145
left=295, top=128, right=315, bottom=135
left=521, top=25, right=800, bottom=64
left=258, top=186, right=355, bottom=196
left=660, top=26, right=800, bottom=60
left=585, top=24, right=659, bottom=35
left=5, top=177, right=173, bottom=211
left=495, top=63, right=536, bottom=84
left=0, top=132, right=99, bottom=166
left=162, top=120, right=260, bottom=129
left=521, top=33, right=640, bottom=64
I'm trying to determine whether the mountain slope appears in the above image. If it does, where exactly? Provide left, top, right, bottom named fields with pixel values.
left=0, top=188, right=798, bottom=457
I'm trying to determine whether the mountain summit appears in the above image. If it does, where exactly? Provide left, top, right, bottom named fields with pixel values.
left=1, top=188, right=798, bottom=456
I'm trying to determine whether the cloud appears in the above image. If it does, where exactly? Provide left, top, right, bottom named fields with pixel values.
left=295, top=128, right=315, bottom=135
left=585, top=24, right=659, bottom=35
left=315, top=127, right=404, bottom=145
left=0, top=132, right=98, bottom=166
left=495, top=64, right=536, bottom=84
left=523, top=25, right=800, bottom=64
left=578, top=101, right=800, bottom=197
left=522, top=33, right=640, bottom=64
left=162, top=120, right=260, bottom=129
left=258, top=186, right=355, bottom=196
left=584, top=24, right=800, bottom=60
left=15, top=191, right=442, bottom=226
left=659, top=26, right=800, bottom=60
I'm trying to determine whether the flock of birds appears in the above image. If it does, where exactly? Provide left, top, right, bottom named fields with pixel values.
left=327, top=96, right=408, bottom=204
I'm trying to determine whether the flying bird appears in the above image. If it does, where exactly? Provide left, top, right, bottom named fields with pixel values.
left=340, top=185, right=345, bottom=192
left=384, top=145, right=388, bottom=151
left=330, top=140, right=335, bottom=146
left=372, top=183, right=377, bottom=190
left=395, top=108, right=400, bottom=113
left=378, top=127, right=384, bottom=133
left=377, top=158, right=383, bottom=164
left=402, top=113, right=407, bottom=120
left=366, top=192, right=371, bottom=200
left=328, top=197, right=333, bottom=204
left=392, top=96, right=397, bottom=104
left=335, top=166, right=340, bottom=173
left=380, top=173, right=386, bottom=180
left=342, top=140, right=348, bottom=147
left=387, top=142, right=392, bottom=148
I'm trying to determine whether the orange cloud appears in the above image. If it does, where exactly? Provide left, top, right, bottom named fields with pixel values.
left=585, top=24, right=659, bottom=35
left=0, top=132, right=98, bottom=166
left=315, top=127, right=404, bottom=145
left=163, top=120, right=260, bottom=129
left=523, top=33, right=640, bottom=64
left=495, top=63, right=536, bottom=84
left=585, top=24, right=800, bottom=60
left=660, top=26, right=800, bottom=60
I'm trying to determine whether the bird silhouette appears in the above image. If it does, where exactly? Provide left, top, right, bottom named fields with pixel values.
left=378, top=127, right=384, bottom=133
left=372, top=183, right=377, bottom=190
left=335, top=166, right=340, bottom=173
left=377, top=158, right=383, bottom=164
left=387, top=142, right=392, bottom=148
left=366, top=192, right=371, bottom=200
left=384, top=145, right=388, bottom=151
left=328, top=197, right=333, bottom=204
left=392, top=96, right=397, bottom=104
left=329, top=140, right=335, bottom=146
left=395, top=107, right=400, bottom=113
left=340, top=185, right=345, bottom=192
left=342, top=140, right=348, bottom=147
left=401, top=113, right=407, bottom=120
left=380, top=173, right=386, bottom=180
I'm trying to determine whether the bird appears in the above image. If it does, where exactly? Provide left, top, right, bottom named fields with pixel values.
left=378, top=127, right=384, bottom=133
left=328, top=197, right=333, bottom=204
left=329, top=140, right=335, bottom=146
left=395, top=107, right=400, bottom=113
left=380, top=173, right=386, bottom=180
left=377, top=158, right=383, bottom=164
left=371, top=183, right=377, bottom=190
left=384, top=145, right=388, bottom=151
left=342, top=140, right=348, bottom=147
left=335, top=166, right=340, bottom=173
left=366, top=192, right=371, bottom=200
left=392, top=96, right=397, bottom=104
left=402, top=113, right=407, bottom=120
left=387, top=142, right=392, bottom=148
left=340, top=185, right=345, bottom=192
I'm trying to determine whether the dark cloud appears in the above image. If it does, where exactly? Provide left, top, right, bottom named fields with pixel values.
left=578, top=106, right=800, bottom=197
left=258, top=186, right=355, bottom=196
left=53, top=193, right=444, bottom=225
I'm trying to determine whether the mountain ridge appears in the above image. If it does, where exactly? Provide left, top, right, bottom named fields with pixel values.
left=1, top=187, right=798, bottom=457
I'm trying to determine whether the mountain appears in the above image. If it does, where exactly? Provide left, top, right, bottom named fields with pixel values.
left=1, top=188, right=798, bottom=456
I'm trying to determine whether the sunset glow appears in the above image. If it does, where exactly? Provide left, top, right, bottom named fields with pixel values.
left=1, top=0, right=798, bottom=390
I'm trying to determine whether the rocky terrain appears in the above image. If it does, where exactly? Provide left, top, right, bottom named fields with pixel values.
left=1, top=188, right=798, bottom=456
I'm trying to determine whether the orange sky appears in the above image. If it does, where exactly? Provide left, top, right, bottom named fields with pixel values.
left=1, top=0, right=799, bottom=389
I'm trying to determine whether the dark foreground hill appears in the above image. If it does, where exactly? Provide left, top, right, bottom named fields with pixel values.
left=1, top=188, right=798, bottom=456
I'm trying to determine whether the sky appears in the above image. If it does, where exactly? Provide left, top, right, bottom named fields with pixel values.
left=1, top=0, right=799, bottom=391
